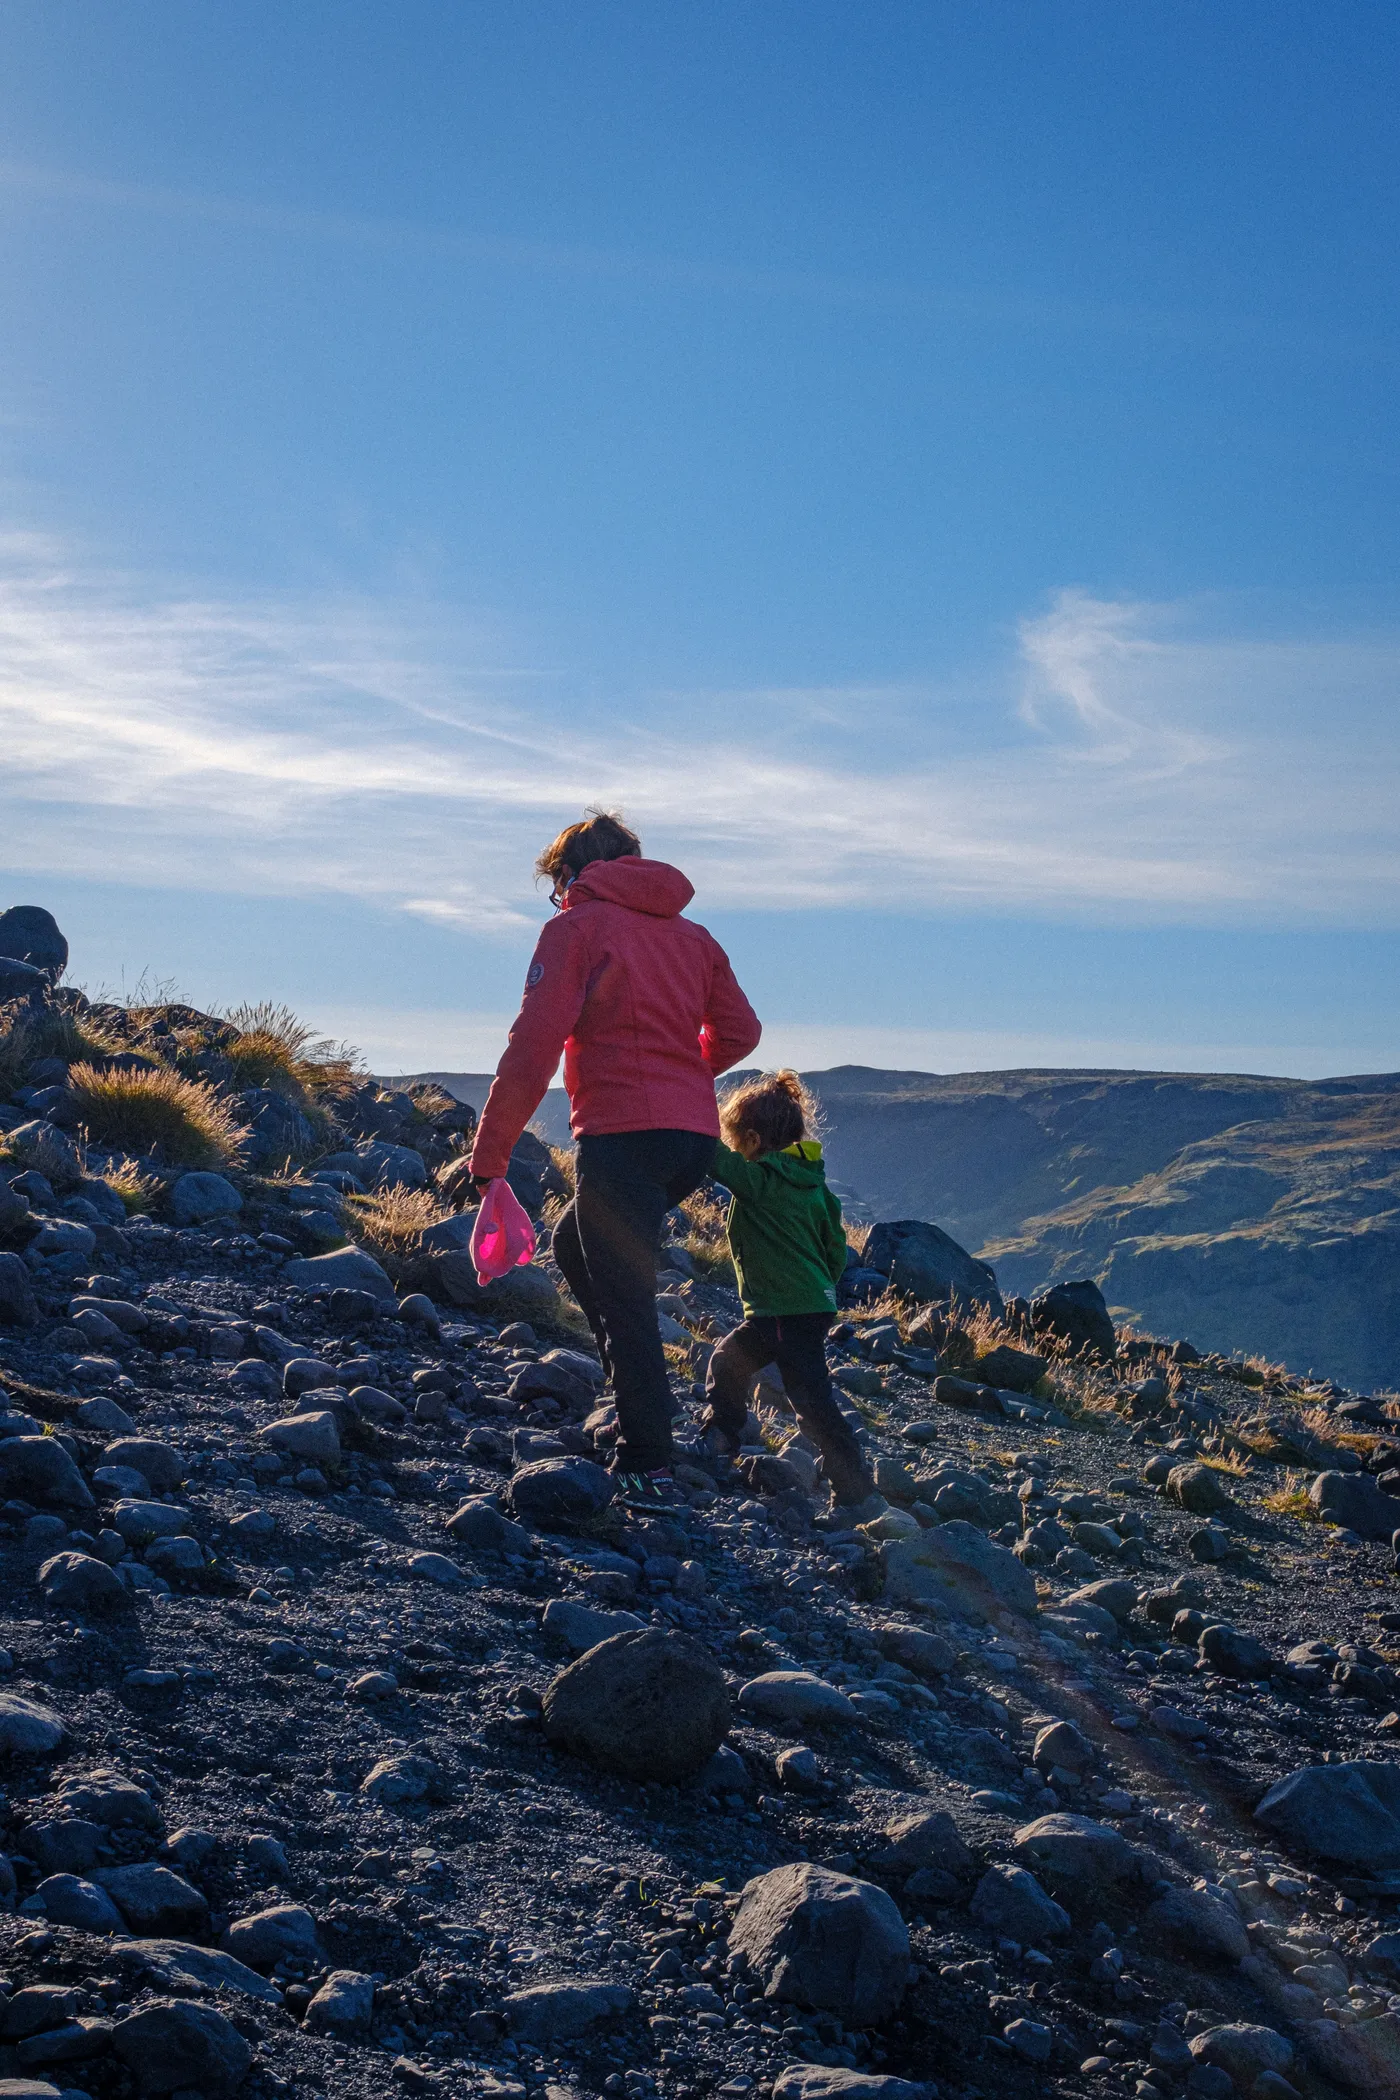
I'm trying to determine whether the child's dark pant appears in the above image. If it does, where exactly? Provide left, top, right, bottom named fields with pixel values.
left=705, top=1311, right=871, bottom=1504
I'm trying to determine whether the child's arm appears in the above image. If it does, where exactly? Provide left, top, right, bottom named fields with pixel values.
left=708, top=1139, right=769, bottom=1205
left=820, top=1192, right=850, bottom=1285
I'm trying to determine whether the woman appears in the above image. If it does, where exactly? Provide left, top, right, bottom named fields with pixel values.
left=461, top=809, right=761, bottom=1503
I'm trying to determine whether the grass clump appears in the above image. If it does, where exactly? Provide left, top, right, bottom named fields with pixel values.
left=675, top=1187, right=736, bottom=1286
left=345, top=1184, right=449, bottom=1265
left=66, top=1062, right=248, bottom=1170
left=1263, top=1470, right=1324, bottom=1522
left=0, top=1004, right=127, bottom=1096
left=222, top=1002, right=363, bottom=1099
left=102, top=1158, right=161, bottom=1214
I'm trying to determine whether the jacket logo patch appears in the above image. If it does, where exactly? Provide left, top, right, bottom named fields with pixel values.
left=525, top=961, right=545, bottom=990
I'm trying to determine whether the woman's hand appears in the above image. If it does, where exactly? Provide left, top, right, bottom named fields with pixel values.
left=439, top=1155, right=492, bottom=1210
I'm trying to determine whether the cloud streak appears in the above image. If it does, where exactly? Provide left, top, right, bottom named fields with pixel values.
left=4, top=537, right=1400, bottom=931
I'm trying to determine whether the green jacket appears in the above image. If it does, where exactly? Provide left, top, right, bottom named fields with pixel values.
left=709, top=1138, right=848, bottom=1318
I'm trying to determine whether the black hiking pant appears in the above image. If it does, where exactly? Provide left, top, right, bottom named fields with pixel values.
left=704, top=1311, right=872, bottom=1505
left=550, top=1127, right=715, bottom=1473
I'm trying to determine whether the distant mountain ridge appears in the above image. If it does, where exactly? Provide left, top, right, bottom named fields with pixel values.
left=388, top=1062, right=1400, bottom=1387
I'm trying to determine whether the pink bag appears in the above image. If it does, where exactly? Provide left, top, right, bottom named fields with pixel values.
left=469, top=1177, right=537, bottom=1286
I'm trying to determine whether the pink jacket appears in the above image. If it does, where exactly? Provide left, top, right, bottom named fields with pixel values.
left=469, top=858, right=762, bottom=1179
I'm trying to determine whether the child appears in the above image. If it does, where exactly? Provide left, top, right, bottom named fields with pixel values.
left=703, top=1070, right=879, bottom=1517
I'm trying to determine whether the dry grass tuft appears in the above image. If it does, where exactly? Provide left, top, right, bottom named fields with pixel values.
left=222, top=1002, right=364, bottom=1097
left=676, top=1187, right=736, bottom=1286
left=1199, top=1450, right=1252, bottom=1477
left=1263, top=1471, right=1324, bottom=1521
left=345, top=1184, right=449, bottom=1264
left=102, top=1157, right=160, bottom=1214
left=0, top=1004, right=128, bottom=1095
left=66, top=1062, right=248, bottom=1170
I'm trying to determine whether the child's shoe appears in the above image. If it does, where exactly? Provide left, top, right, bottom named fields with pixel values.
left=609, top=1465, right=678, bottom=1512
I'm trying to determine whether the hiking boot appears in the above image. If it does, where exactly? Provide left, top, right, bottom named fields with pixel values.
left=824, top=1489, right=888, bottom=1531
left=702, top=1419, right=743, bottom=1465
left=609, top=1466, right=678, bottom=1512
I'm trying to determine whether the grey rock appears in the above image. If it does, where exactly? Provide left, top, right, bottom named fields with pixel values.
left=729, top=1862, right=909, bottom=2023
left=2, top=1984, right=81, bottom=2037
left=281, top=1246, right=396, bottom=1298
left=169, top=1172, right=242, bottom=1226
left=773, top=2071, right=934, bottom=2100
left=1255, top=1760, right=1400, bottom=1869
left=0, top=1252, right=39, bottom=1328
left=37, top=1551, right=127, bottom=1613
left=1190, top=2025, right=1293, bottom=2084
left=1309, top=1470, right=1400, bottom=1541
left=1011, top=1813, right=1135, bottom=1892
left=1199, top=1623, right=1273, bottom=1678
left=861, top=1220, right=1003, bottom=1315
left=283, top=1356, right=342, bottom=1397
left=406, top=1550, right=465, bottom=1587
left=34, top=1872, right=126, bottom=1933
left=259, top=1411, right=340, bottom=1464
left=1003, top=2018, right=1054, bottom=2063
left=29, top=1217, right=95, bottom=1259
left=94, top=1863, right=209, bottom=1937
left=738, top=1672, right=861, bottom=1729
left=1145, top=1882, right=1249, bottom=1964
left=1167, top=1463, right=1233, bottom=1514
left=360, top=1754, right=444, bottom=1804
left=882, top=1518, right=1038, bottom=1620
left=873, top=1624, right=956, bottom=1677
left=115, top=1939, right=281, bottom=2005
left=542, top=1628, right=730, bottom=1783
left=1298, top=2010, right=1400, bottom=2093
left=1033, top=1720, right=1095, bottom=1775
left=445, top=1498, right=533, bottom=1556
left=0, top=1692, right=66, bottom=1755
left=93, top=1465, right=153, bottom=1498
left=15, top=2014, right=114, bottom=2065
left=55, top=1775, right=162, bottom=1829
left=229, top=1509, right=277, bottom=1544
left=112, top=1500, right=191, bottom=1546
left=969, top=1863, right=1070, bottom=1942
left=103, top=1438, right=184, bottom=1491
left=870, top=1810, right=974, bottom=1875
left=1030, top=1278, right=1116, bottom=1360
left=541, top=1599, right=645, bottom=1654
left=0, top=1436, right=94, bottom=1509
left=144, top=1535, right=204, bottom=1577
left=509, top=1456, right=615, bottom=1528
left=113, top=1996, right=252, bottom=2098
left=20, top=1820, right=104, bottom=1875
left=505, top=1980, right=636, bottom=2042
left=304, top=1969, right=375, bottom=2038
left=397, top=1291, right=441, bottom=1335
left=0, top=904, right=67, bottom=977
left=1061, top=1577, right=1139, bottom=1624
left=227, top=1359, right=279, bottom=1402
left=222, top=1901, right=322, bottom=1971
left=1151, top=1703, right=1209, bottom=1742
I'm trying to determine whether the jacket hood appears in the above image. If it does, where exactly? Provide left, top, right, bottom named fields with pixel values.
left=767, top=1141, right=828, bottom=1186
left=566, top=857, right=695, bottom=917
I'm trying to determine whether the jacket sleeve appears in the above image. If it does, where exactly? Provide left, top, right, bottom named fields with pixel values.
left=820, top=1194, right=850, bottom=1287
left=469, top=918, right=589, bottom=1179
left=707, top=1138, right=769, bottom=1205
left=699, top=939, right=762, bottom=1077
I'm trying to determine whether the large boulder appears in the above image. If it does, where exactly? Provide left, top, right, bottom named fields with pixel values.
left=0, top=1252, right=38, bottom=1328
left=508, top=1457, right=614, bottom=1528
left=33, top=1872, right=126, bottom=1934
left=0, top=1691, right=66, bottom=1755
left=94, top=1864, right=209, bottom=1938
left=861, top=1221, right=1003, bottom=1316
left=1190, top=2024, right=1294, bottom=2085
left=259, top=1412, right=340, bottom=1465
left=881, top=1518, right=1038, bottom=1621
left=169, top=1172, right=242, bottom=1227
left=1011, top=1814, right=1136, bottom=1893
left=1145, top=1881, right=1249, bottom=1963
left=37, top=1552, right=127, bottom=1614
left=1310, top=1470, right=1400, bottom=1541
left=280, top=1246, right=396, bottom=1299
left=221, top=1903, right=322, bottom=1971
left=729, top=1863, right=909, bottom=2024
left=540, top=1600, right=645, bottom=1655
left=0, top=906, right=68, bottom=978
left=1030, top=1278, right=1116, bottom=1360
left=112, top=1997, right=251, bottom=2098
left=1298, top=2011, right=1400, bottom=2095
left=1255, top=1761, right=1400, bottom=1869
left=303, top=1970, right=375, bottom=2039
left=0, top=1437, right=94, bottom=1510
left=1166, top=1463, right=1233, bottom=1515
left=542, top=1628, right=730, bottom=1783
left=504, top=1980, right=636, bottom=2042
left=969, top=1864, right=1070, bottom=1942
left=738, top=1673, right=861, bottom=1730
left=774, top=2072, right=933, bottom=2100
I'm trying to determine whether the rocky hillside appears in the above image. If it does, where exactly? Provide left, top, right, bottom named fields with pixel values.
left=2, top=910, right=1400, bottom=2100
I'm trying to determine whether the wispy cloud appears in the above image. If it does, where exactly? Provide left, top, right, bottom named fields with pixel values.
left=3, top=536, right=1400, bottom=929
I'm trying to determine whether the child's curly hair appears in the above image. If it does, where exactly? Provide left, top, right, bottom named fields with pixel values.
left=720, top=1068, right=816, bottom=1154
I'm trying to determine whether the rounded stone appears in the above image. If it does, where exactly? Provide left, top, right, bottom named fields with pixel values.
left=542, top=1627, right=730, bottom=1783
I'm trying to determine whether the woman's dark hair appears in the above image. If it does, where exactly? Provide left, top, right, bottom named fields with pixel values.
left=536, top=807, right=642, bottom=903
left=720, top=1069, right=814, bottom=1154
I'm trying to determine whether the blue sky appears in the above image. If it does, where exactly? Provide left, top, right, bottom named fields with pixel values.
left=2, top=2, right=1399, bottom=1078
